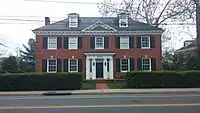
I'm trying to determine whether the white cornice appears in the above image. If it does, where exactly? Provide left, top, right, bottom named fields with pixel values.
left=84, top=52, right=115, bottom=56
left=33, top=30, right=163, bottom=35
left=82, top=21, right=118, bottom=32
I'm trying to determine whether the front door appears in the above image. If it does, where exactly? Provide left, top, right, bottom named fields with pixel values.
left=96, top=59, right=103, bottom=78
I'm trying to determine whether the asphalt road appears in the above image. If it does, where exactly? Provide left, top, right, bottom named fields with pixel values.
left=0, top=93, right=199, bottom=113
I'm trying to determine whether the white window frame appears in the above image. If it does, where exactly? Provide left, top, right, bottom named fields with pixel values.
left=47, top=37, right=57, bottom=50
left=68, top=37, right=78, bottom=49
left=120, top=37, right=129, bottom=49
left=47, top=59, right=57, bottom=73
left=120, top=58, right=130, bottom=72
left=95, top=37, right=104, bottom=49
left=119, top=17, right=128, bottom=27
left=141, top=36, right=150, bottom=49
left=142, top=58, right=151, bottom=71
left=68, top=59, right=78, bottom=72
left=69, top=16, right=78, bottom=27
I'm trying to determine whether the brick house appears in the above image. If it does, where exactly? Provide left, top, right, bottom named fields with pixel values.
left=33, top=13, right=163, bottom=80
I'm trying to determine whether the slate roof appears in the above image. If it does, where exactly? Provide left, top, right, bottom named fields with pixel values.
left=33, top=17, right=163, bottom=31
left=178, top=42, right=197, bottom=50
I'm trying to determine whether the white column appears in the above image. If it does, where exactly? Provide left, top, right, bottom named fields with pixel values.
left=86, top=58, right=89, bottom=80
left=92, top=58, right=96, bottom=80
left=110, top=57, right=114, bottom=79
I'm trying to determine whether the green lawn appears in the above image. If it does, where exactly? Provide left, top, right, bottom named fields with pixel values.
left=107, top=81, right=126, bottom=89
left=81, top=82, right=96, bottom=90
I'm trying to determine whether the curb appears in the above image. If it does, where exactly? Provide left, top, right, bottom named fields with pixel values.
left=0, top=91, right=200, bottom=96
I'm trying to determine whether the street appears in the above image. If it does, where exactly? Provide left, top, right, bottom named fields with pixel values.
left=0, top=93, right=199, bottom=113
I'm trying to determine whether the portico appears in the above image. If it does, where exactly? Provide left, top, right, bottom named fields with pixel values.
left=84, top=52, right=115, bottom=80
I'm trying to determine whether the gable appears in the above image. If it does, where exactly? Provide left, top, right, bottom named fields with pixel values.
left=82, top=21, right=117, bottom=32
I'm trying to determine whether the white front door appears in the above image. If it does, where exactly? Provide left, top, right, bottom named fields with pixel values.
left=84, top=53, right=115, bottom=80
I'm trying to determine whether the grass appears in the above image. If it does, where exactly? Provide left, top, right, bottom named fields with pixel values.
left=81, top=82, right=96, bottom=90
left=107, top=81, right=126, bottom=89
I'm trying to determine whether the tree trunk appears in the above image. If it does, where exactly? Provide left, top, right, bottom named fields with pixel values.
left=196, top=0, right=200, bottom=56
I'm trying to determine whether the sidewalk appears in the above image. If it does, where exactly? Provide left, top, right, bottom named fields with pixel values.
left=0, top=88, right=200, bottom=96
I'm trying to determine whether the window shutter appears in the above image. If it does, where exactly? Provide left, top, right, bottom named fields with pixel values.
left=116, top=37, right=120, bottom=49
left=90, top=37, right=95, bottom=49
left=64, top=37, right=68, bottom=49
left=136, top=37, right=141, bottom=48
left=129, top=37, right=134, bottom=48
left=137, top=58, right=142, bottom=71
left=104, top=37, right=109, bottom=48
left=151, top=58, right=156, bottom=71
left=57, top=37, right=62, bottom=49
left=130, top=58, right=134, bottom=71
left=57, top=59, right=62, bottom=72
left=42, top=37, right=47, bottom=49
left=78, top=59, right=83, bottom=72
left=78, top=37, right=82, bottom=49
left=63, top=59, right=68, bottom=72
left=116, top=59, right=120, bottom=72
left=150, top=36, right=155, bottom=48
left=42, top=59, right=47, bottom=72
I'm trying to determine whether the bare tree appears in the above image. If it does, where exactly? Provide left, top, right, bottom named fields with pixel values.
left=97, top=0, right=196, bottom=49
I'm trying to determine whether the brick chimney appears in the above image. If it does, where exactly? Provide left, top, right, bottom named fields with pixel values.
left=45, top=17, right=50, bottom=25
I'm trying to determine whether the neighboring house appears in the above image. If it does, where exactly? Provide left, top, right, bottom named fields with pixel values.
left=33, top=13, right=163, bottom=80
left=176, top=39, right=197, bottom=62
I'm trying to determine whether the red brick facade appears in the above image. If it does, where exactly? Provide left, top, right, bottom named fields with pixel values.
left=35, top=34, right=162, bottom=79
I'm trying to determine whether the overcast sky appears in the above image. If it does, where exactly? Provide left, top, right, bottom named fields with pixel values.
left=0, top=0, right=196, bottom=56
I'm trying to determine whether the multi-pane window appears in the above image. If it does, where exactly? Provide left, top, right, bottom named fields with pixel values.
left=69, top=16, right=78, bottom=27
left=69, top=59, right=78, bottom=72
left=68, top=37, right=78, bottom=49
left=95, top=37, right=104, bottom=49
left=141, top=36, right=150, bottom=48
left=120, top=37, right=129, bottom=49
left=121, top=59, right=129, bottom=72
left=142, top=58, right=151, bottom=71
left=119, top=17, right=128, bottom=27
left=47, top=59, right=57, bottom=72
left=48, top=37, right=57, bottom=49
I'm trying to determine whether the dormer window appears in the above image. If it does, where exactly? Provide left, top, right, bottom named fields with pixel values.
left=68, top=13, right=79, bottom=27
left=119, top=16, right=128, bottom=27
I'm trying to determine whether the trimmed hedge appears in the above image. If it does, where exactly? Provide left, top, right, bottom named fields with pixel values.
left=0, top=73, right=82, bottom=91
left=125, top=71, right=200, bottom=88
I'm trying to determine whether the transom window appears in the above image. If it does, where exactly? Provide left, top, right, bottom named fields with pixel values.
left=48, top=37, right=57, bottom=49
left=142, top=58, right=151, bottom=71
left=69, top=16, right=78, bottom=27
left=69, top=59, right=78, bottom=72
left=68, top=37, right=78, bottom=49
left=121, top=59, right=129, bottom=72
left=95, top=37, right=104, bottom=49
left=141, top=36, right=150, bottom=48
left=47, top=59, right=57, bottom=73
left=120, top=37, right=129, bottom=49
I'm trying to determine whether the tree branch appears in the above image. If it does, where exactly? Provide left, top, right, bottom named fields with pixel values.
left=155, top=0, right=172, bottom=26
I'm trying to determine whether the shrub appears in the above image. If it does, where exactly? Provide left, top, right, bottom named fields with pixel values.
left=125, top=71, right=200, bottom=88
left=0, top=72, right=82, bottom=91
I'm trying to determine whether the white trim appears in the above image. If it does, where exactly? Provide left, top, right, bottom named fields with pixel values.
left=141, top=36, right=150, bottom=49
left=120, top=36, right=129, bottom=49
left=142, top=58, right=151, bottom=71
left=33, top=30, right=163, bottom=35
left=47, top=37, right=57, bottom=50
left=82, top=21, right=118, bottom=32
left=95, top=36, right=104, bottom=49
left=68, top=37, right=78, bottom=49
left=120, top=58, right=130, bottom=72
left=68, top=15, right=78, bottom=27
left=84, top=52, right=115, bottom=56
left=68, top=59, right=78, bottom=72
left=47, top=59, right=57, bottom=73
